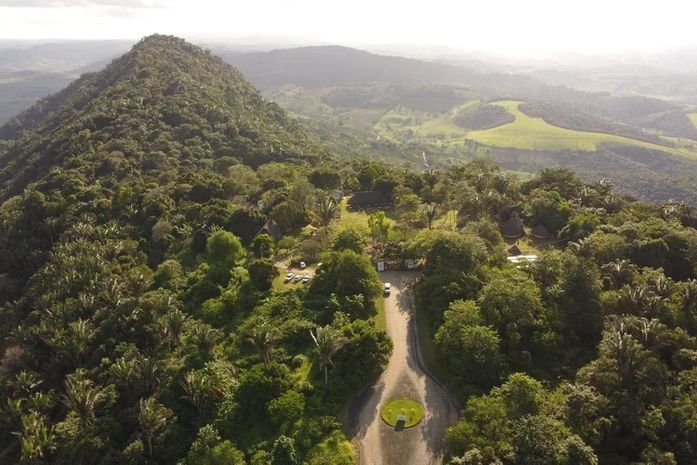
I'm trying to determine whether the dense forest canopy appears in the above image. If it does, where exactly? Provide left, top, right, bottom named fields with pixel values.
left=2, top=35, right=697, bottom=465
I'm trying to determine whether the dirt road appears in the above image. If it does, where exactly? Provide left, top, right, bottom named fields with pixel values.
left=350, top=271, right=459, bottom=465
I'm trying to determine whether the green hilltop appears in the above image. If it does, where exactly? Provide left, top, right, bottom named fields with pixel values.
left=0, top=34, right=322, bottom=198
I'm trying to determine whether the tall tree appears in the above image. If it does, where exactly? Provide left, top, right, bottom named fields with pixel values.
left=247, top=323, right=279, bottom=366
left=314, top=195, right=339, bottom=227
left=310, top=326, right=347, bottom=384
left=138, top=397, right=173, bottom=458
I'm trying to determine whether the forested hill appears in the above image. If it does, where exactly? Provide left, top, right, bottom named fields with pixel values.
left=4, top=34, right=697, bottom=465
left=220, top=45, right=487, bottom=90
left=0, top=34, right=321, bottom=198
left=0, top=35, right=385, bottom=465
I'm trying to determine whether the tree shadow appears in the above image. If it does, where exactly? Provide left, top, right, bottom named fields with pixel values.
left=347, top=379, right=385, bottom=435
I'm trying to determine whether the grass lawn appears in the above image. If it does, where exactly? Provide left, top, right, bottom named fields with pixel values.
left=337, top=198, right=370, bottom=230
left=380, top=398, right=424, bottom=428
left=374, top=295, right=386, bottom=332
left=272, top=268, right=288, bottom=291
left=689, top=112, right=697, bottom=129
left=467, top=100, right=697, bottom=158
left=336, top=197, right=395, bottom=231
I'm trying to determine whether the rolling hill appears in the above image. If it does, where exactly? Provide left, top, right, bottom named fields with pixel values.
left=219, top=46, right=697, bottom=205
left=0, top=40, right=131, bottom=124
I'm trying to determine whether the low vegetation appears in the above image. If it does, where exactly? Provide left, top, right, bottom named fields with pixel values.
left=467, top=100, right=694, bottom=156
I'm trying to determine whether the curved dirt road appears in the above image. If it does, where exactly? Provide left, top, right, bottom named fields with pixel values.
left=350, top=271, right=459, bottom=465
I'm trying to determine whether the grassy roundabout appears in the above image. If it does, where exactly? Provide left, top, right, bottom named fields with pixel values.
left=380, top=398, right=424, bottom=428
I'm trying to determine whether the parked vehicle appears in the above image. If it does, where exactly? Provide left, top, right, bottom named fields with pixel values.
left=294, top=274, right=304, bottom=282
left=284, top=273, right=294, bottom=283
left=302, top=276, right=310, bottom=284
left=384, top=282, right=391, bottom=295
left=299, top=261, right=306, bottom=269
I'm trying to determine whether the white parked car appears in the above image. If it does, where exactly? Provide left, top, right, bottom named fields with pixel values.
left=284, top=273, right=294, bottom=283
left=294, top=274, right=304, bottom=283
left=384, top=282, right=391, bottom=296
left=299, top=261, right=307, bottom=269
left=302, top=276, right=310, bottom=284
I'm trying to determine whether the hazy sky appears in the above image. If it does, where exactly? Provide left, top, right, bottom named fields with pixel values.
left=0, top=0, right=695, bottom=54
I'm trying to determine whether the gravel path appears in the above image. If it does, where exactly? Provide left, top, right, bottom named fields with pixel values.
left=350, top=271, right=459, bottom=465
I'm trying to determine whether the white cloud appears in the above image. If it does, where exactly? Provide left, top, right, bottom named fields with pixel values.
left=0, top=0, right=695, bottom=54
left=0, top=0, right=161, bottom=7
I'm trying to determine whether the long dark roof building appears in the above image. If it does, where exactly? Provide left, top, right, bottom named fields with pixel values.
left=347, top=191, right=390, bottom=209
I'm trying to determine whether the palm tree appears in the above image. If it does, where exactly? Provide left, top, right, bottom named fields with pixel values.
left=633, top=318, right=661, bottom=349
left=650, top=276, right=674, bottom=299
left=577, top=186, right=596, bottom=207
left=603, top=193, right=623, bottom=214
left=13, top=372, right=43, bottom=396
left=138, top=397, right=173, bottom=458
left=157, top=308, right=188, bottom=348
left=180, top=370, right=220, bottom=414
left=680, top=280, right=697, bottom=330
left=315, top=195, right=338, bottom=227
left=15, top=411, right=55, bottom=465
left=425, top=203, right=437, bottom=230
left=601, top=260, right=637, bottom=289
left=108, top=356, right=142, bottom=389
left=569, top=238, right=592, bottom=258
left=190, top=323, right=221, bottom=356
left=61, top=369, right=108, bottom=424
left=600, top=325, right=644, bottom=383
left=310, top=326, right=347, bottom=384
left=247, top=323, right=278, bottom=366
left=619, top=286, right=663, bottom=315
left=593, top=178, right=613, bottom=197
left=682, top=280, right=697, bottom=312
left=62, top=319, right=94, bottom=366
left=141, top=358, right=163, bottom=392
left=423, top=168, right=439, bottom=188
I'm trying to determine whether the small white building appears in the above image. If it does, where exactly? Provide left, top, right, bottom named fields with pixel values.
left=507, top=254, right=538, bottom=265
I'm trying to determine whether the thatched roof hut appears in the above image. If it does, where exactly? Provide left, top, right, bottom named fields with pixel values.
left=500, top=211, right=524, bottom=239
left=531, top=224, right=552, bottom=240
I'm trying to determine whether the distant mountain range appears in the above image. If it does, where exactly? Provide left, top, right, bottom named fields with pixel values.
left=4, top=40, right=697, bottom=204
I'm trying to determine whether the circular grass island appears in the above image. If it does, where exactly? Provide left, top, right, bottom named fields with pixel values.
left=380, top=398, right=424, bottom=428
